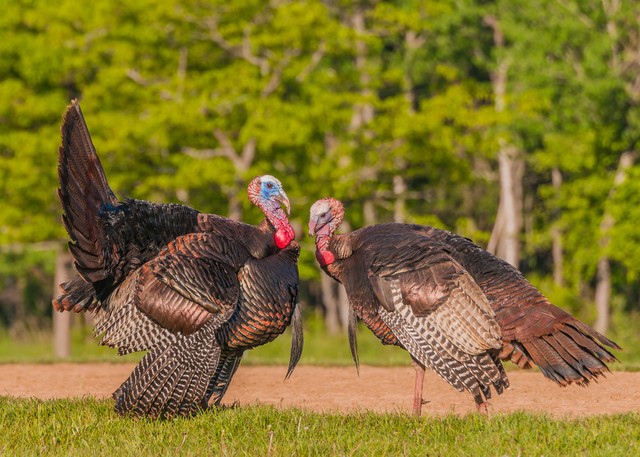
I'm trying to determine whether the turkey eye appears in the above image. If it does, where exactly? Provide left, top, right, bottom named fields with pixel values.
left=266, top=182, right=274, bottom=189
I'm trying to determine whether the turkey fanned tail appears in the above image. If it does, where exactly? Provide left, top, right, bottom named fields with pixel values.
left=57, top=100, right=119, bottom=284
left=501, top=321, right=619, bottom=386
left=113, top=319, right=222, bottom=419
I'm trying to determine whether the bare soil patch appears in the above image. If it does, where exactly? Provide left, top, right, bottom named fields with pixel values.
left=0, top=364, right=637, bottom=418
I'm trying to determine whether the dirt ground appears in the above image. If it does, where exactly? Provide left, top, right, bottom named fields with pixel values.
left=0, top=364, right=638, bottom=418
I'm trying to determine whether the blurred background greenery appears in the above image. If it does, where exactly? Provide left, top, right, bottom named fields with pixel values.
left=1, top=0, right=639, bottom=367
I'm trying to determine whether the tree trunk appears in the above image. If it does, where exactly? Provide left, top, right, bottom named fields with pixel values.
left=594, top=257, right=612, bottom=335
left=487, top=201, right=504, bottom=255
left=497, top=144, right=524, bottom=267
left=402, top=31, right=423, bottom=113
left=551, top=167, right=564, bottom=286
left=321, top=274, right=340, bottom=335
left=594, top=150, right=636, bottom=334
left=52, top=249, right=73, bottom=359
left=226, top=179, right=244, bottom=221
left=338, top=283, right=350, bottom=333
left=349, top=7, right=374, bottom=132
left=332, top=6, right=372, bottom=334
left=488, top=144, right=524, bottom=267
left=592, top=0, right=627, bottom=335
left=319, top=4, right=374, bottom=334
left=485, top=15, right=523, bottom=268
left=363, top=200, right=377, bottom=226
left=335, top=220, right=352, bottom=330
left=393, top=175, right=407, bottom=223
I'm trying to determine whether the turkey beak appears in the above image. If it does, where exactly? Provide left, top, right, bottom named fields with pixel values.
left=274, top=190, right=291, bottom=215
left=308, top=218, right=317, bottom=237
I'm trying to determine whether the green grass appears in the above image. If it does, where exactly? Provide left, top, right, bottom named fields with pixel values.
left=0, top=398, right=637, bottom=456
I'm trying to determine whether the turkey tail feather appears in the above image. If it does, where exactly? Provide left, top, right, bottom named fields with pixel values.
left=58, top=99, right=119, bottom=283
left=521, top=323, right=618, bottom=386
left=490, top=351, right=509, bottom=394
left=204, top=351, right=244, bottom=407
left=286, top=301, right=304, bottom=380
left=52, top=275, right=98, bottom=312
left=348, top=305, right=360, bottom=374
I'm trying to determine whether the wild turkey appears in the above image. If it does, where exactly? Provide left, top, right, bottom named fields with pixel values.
left=308, top=197, right=620, bottom=415
left=52, top=100, right=302, bottom=418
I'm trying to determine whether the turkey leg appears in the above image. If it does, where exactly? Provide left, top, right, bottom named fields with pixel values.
left=411, top=359, right=427, bottom=416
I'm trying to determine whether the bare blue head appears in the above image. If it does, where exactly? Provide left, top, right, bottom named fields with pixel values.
left=248, top=175, right=290, bottom=215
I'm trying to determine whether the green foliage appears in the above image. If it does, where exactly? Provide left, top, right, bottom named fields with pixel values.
left=610, top=167, right=640, bottom=280
left=0, top=399, right=638, bottom=456
left=0, top=248, right=56, bottom=329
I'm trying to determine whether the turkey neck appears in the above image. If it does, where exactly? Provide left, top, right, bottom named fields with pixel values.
left=315, top=233, right=331, bottom=254
left=315, top=233, right=352, bottom=277
left=264, top=206, right=295, bottom=248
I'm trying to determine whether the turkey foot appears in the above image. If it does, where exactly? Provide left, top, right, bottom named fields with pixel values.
left=476, top=401, right=490, bottom=416
left=209, top=399, right=241, bottom=411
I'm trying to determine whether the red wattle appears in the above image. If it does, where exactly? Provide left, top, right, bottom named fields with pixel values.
left=316, top=249, right=335, bottom=266
left=275, top=229, right=292, bottom=249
